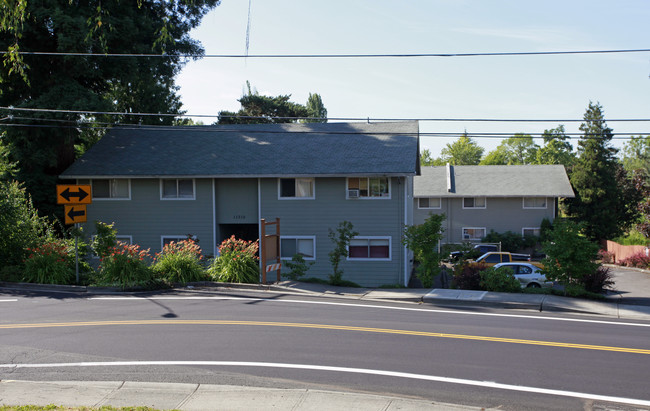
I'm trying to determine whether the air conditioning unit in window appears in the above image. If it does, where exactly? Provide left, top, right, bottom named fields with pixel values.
left=348, top=189, right=360, bottom=198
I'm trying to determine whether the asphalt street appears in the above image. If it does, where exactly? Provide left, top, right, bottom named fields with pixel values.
left=1, top=287, right=649, bottom=410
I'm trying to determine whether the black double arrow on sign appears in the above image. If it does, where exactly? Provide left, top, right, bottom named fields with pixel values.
left=57, top=185, right=92, bottom=205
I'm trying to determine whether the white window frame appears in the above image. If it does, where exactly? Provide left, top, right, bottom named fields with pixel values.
left=161, top=236, right=189, bottom=251
left=522, top=227, right=541, bottom=237
left=522, top=197, right=548, bottom=209
left=279, top=236, right=316, bottom=260
left=347, top=236, right=392, bottom=261
left=346, top=177, right=391, bottom=200
left=81, top=179, right=131, bottom=201
left=90, top=235, right=133, bottom=259
left=277, top=178, right=315, bottom=200
left=462, top=197, right=486, bottom=209
left=462, top=227, right=486, bottom=241
left=160, top=179, right=196, bottom=200
left=417, top=197, right=441, bottom=209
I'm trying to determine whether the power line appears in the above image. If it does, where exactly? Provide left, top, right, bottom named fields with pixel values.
left=2, top=106, right=650, bottom=123
left=1, top=121, right=647, bottom=139
left=2, top=48, right=650, bottom=59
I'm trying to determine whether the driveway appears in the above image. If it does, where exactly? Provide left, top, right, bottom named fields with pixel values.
left=607, top=265, right=650, bottom=306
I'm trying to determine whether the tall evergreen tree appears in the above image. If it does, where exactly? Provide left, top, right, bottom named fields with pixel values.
left=304, top=92, right=327, bottom=123
left=567, top=102, right=631, bottom=242
left=0, top=0, right=220, bottom=217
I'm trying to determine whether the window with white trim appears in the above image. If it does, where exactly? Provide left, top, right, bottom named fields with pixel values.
left=161, top=236, right=189, bottom=251
left=523, top=197, right=547, bottom=209
left=523, top=227, right=541, bottom=237
left=280, top=236, right=315, bottom=260
left=91, top=235, right=133, bottom=258
left=81, top=179, right=130, bottom=200
left=418, top=197, right=441, bottom=209
left=348, top=237, right=391, bottom=260
left=279, top=178, right=314, bottom=199
left=347, top=177, right=390, bottom=199
left=161, top=179, right=195, bottom=199
left=462, top=227, right=486, bottom=241
left=463, top=197, right=486, bottom=209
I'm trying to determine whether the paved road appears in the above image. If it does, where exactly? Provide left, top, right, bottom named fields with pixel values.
left=1, top=288, right=649, bottom=410
left=608, top=266, right=650, bottom=306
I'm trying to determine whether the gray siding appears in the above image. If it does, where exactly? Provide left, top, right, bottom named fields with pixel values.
left=81, top=178, right=215, bottom=256
left=260, top=177, right=407, bottom=287
left=414, top=197, right=556, bottom=244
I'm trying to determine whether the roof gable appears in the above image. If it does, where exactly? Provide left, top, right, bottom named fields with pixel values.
left=414, top=165, right=575, bottom=198
left=61, top=122, right=420, bottom=178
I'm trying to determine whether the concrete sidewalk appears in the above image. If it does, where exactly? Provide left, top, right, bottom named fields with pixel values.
left=0, top=380, right=491, bottom=410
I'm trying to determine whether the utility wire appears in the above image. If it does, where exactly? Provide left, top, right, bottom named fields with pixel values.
left=2, top=106, right=649, bottom=123
left=2, top=48, right=650, bottom=59
left=1, top=122, right=647, bottom=139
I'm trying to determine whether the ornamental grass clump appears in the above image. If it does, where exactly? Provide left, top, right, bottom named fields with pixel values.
left=97, top=241, right=153, bottom=289
left=208, top=236, right=259, bottom=283
left=153, top=239, right=207, bottom=284
left=23, top=239, right=75, bottom=284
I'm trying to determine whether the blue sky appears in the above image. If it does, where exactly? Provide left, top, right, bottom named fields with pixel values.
left=176, top=1, right=650, bottom=156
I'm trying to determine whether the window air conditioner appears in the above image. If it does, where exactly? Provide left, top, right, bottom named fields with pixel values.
left=348, top=189, right=360, bottom=198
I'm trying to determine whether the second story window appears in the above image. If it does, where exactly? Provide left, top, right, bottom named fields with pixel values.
left=161, top=179, right=195, bottom=199
left=279, top=178, right=314, bottom=199
left=91, top=179, right=130, bottom=200
left=347, top=177, right=390, bottom=199
left=463, top=197, right=486, bottom=209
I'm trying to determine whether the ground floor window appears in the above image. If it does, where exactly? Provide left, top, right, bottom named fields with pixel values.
left=161, top=236, right=190, bottom=251
left=280, top=236, right=315, bottom=259
left=348, top=237, right=391, bottom=260
left=522, top=227, right=541, bottom=237
left=462, top=227, right=486, bottom=241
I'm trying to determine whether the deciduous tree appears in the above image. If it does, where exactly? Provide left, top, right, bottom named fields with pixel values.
left=439, top=133, right=484, bottom=165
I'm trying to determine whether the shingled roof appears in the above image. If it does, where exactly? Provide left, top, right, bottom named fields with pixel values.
left=61, top=122, right=420, bottom=178
left=414, top=165, right=575, bottom=198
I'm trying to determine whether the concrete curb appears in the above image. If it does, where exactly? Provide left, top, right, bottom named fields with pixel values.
left=0, top=380, right=491, bottom=410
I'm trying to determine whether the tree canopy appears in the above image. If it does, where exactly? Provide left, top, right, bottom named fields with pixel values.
left=620, top=135, right=650, bottom=178
left=218, top=84, right=327, bottom=124
left=0, top=0, right=219, bottom=217
left=438, top=133, right=484, bottom=165
left=566, top=101, right=636, bottom=242
left=480, top=134, right=539, bottom=165
left=535, top=125, right=576, bottom=166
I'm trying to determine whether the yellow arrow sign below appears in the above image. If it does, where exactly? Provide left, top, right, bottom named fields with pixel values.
left=64, top=205, right=87, bottom=225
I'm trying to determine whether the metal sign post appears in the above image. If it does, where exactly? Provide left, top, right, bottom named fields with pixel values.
left=57, top=184, right=92, bottom=284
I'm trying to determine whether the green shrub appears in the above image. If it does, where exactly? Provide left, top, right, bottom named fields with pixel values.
left=483, top=230, right=539, bottom=252
left=97, top=241, right=154, bottom=289
left=208, top=236, right=259, bottom=283
left=479, top=266, right=521, bottom=293
left=452, top=262, right=485, bottom=290
left=328, top=221, right=358, bottom=284
left=23, top=239, right=75, bottom=284
left=541, top=219, right=599, bottom=289
left=153, top=239, right=206, bottom=284
left=0, top=180, right=52, bottom=267
left=91, top=221, right=118, bottom=258
left=612, top=229, right=649, bottom=246
left=283, top=253, right=314, bottom=280
left=402, top=213, right=445, bottom=288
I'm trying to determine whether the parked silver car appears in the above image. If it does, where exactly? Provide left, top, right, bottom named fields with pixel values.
left=493, top=262, right=553, bottom=288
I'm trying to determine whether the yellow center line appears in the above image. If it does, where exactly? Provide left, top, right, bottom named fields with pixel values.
left=1, top=320, right=648, bottom=355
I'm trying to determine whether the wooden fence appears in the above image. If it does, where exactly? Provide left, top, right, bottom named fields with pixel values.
left=606, top=240, right=648, bottom=263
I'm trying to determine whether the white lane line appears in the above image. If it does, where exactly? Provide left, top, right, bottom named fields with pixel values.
left=88, top=296, right=650, bottom=328
left=0, top=299, right=18, bottom=302
left=2, top=360, right=649, bottom=407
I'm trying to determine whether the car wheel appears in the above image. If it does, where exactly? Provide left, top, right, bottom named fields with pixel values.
left=527, top=283, right=541, bottom=288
